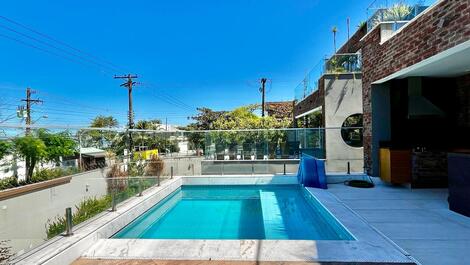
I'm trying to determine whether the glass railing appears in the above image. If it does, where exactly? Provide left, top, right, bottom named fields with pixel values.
left=294, top=59, right=324, bottom=103
left=366, top=0, right=434, bottom=32
left=295, top=53, right=362, bottom=103
left=0, top=125, right=364, bottom=260
left=324, top=54, right=362, bottom=75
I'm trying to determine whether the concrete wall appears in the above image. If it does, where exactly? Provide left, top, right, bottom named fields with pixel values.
left=0, top=169, right=108, bottom=255
left=161, top=156, right=204, bottom=176
left=323, top=74, right=364, bottom=172
left=201, top=160, right=299, bottom=175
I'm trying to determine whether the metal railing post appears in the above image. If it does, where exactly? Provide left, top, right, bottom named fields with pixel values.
left=171, top=166, right=174, bottom=179
left=347, top=161, right=351, bottom=175
left=251, top=162, right=254, bottom=176
left=157, top=174, right=161, bottom=186
left=65, top=207, right=73, bottom=236
left=138, top=178, right=143, bottom=197
left=111, top=191, right=117, bottom=212
left=283, top=163, right=286, bottom=175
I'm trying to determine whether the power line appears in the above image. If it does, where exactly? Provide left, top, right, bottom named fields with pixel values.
left=0, top=23, right=120, bottom=73
left=0, top=15, right=127, bottom=72
left=0, top=32, right=113, bottom=76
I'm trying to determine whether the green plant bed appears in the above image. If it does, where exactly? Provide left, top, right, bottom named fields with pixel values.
left=45, top=177, right=160, bottom=239
left=0, top=167, right=81, bottom=191
left=46, top=196, right=112, bottom=239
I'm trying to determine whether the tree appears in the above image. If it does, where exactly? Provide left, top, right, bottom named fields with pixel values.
left=14, top=135, right=47, bottom=181
left=90, top=116, right=119, bottom=128
left=189, top=107, right=227, bottom=130
left=135, top=119, right=161, bottom=130
left=37, top=129, right=77, bottom=165
left=212, top=105, right=291, bottom=130
left=0, top=141, right=11, bottom=160
left=332, top=26, right=338, bottom=53
left=82, top=115, right=120, bottom=150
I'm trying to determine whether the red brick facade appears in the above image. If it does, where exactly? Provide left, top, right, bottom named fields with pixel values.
left=362, top=0, right=470, bottom=169
left=293, top=79, right=324, bottom=118
left=337, top=25, right=367, bottom=54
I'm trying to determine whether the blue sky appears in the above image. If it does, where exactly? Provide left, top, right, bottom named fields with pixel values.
left=0, top=0, right=374, bottom=126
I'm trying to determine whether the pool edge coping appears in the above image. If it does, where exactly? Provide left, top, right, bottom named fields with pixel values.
left=13, top=175, right=416, bottom=265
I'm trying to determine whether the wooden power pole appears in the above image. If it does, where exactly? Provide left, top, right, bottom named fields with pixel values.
left=260, top=78, right=267, bottom=117
left=21, top=87, right=43, bottom=134
left=114, top=74, right=138, bottom=153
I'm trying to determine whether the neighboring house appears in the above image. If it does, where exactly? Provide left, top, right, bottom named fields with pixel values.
left=265, top=101, right=294, bottom=120
left=293, top=25, right=366, bottom=173
left=0, top=154, right=78, bottom=180
left=79, top=147, right=106, bottom=170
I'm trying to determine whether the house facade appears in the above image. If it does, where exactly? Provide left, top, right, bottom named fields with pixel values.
left=361, top=0, right=470, bottom=188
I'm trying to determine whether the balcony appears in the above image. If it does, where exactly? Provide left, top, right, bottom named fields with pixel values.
left=295, top=53, right=362, bottom=103
left=366, top=0, right=434, bottom=33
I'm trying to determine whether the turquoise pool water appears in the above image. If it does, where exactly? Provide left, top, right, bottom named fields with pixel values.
left=113, top=185, right=354, bottom=240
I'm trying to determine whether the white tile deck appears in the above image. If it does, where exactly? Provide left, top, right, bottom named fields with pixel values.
left=327, top=178, right=470, bottom=265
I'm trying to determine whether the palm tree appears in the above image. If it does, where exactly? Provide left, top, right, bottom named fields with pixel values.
left=332, top=26, right=338, bottom=53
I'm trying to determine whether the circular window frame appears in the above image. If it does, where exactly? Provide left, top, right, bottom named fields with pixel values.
left=340, top=113, right=363, bottom=148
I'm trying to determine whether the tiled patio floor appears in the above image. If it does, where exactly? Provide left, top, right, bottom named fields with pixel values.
left=327, top=178, right=470, bottom=265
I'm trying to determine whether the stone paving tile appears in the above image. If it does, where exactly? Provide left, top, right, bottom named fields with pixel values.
left=327, top=180, right=470, bottom=265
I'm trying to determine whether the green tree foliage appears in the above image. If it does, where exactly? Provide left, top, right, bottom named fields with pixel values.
left=212, top=105, right=291, bottom=130
left=189, top=107, right=227, bottom=130
left=13, top=135, right=47, bottom=181
left=296, top=111, right=323, bottom=128
left=82, top=116, right=120, bottom=150
left=0, top=140, right=11, bottom=160
left=207, top=105, right=291, bottom=157
left=135, top=119, right=161, bottom=130
left=37, top=129, right=77, bottom=165
left=90, top=115, right=119, bottom=128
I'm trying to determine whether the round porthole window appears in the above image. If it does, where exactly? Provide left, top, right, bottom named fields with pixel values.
left=341, top=114, right=363, bottom=148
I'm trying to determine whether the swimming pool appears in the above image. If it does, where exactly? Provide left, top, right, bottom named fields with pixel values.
left=113, top=185, right=354, bottom=240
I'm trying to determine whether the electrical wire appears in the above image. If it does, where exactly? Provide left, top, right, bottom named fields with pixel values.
left=0, top=15, right=127, bottom=73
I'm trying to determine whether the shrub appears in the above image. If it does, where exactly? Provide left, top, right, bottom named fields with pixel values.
left=32, top=167, right=80, bottom=182
left=46, top=196, right=112, bottom=239
left=106, top=164, right=128, bottom=193
left=0, top=240, right=13, bottom=264
left=0, top=177, right=19, bottom=190
left=0, top=167, right=80, bottom=191
left=145, top=155, right=164, bottom=176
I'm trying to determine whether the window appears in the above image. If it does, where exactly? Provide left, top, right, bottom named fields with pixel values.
left=341, top=114, right=363, bottom=148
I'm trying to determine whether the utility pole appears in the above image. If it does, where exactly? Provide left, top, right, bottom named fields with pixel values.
left=21, top=87, right=43, bottom=134
left=260, top=78, right=267, bottom=117
left=114, top=74, right=138, bottom=153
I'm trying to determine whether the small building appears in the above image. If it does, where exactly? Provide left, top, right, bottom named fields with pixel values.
left=79, top=147, right=107, bottom=170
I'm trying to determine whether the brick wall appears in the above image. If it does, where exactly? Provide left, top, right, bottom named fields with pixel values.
left=362, top=0, right=470, bottom=169
left=294, top=78, right=324, bottom=118
left=337, top=25, right=367, bottom=54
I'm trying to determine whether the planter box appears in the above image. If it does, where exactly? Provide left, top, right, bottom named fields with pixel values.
left=0, top=176, right=72, bottom=201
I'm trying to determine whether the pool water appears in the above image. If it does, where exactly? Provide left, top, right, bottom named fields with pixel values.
left=113, top=185, right=354, bottom=240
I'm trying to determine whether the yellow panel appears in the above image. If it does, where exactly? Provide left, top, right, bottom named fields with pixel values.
left=379, top=148, right=391, bottom=183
